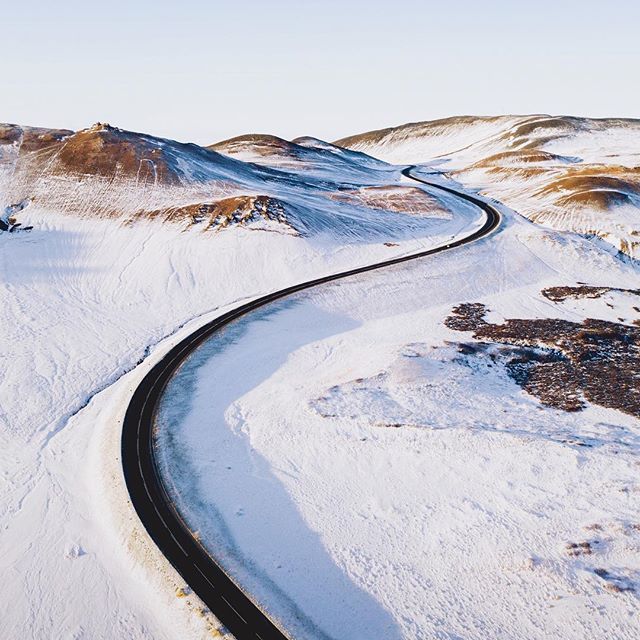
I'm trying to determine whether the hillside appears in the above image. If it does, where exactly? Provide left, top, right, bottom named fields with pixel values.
left=0, top=119, right=487, bottom=640
left=210, top=133, right=387, bottom=181
left=0, top=122, right=467, bottom=241
left=336, top=115, right=640, bottom=258
left=2, top=115, right=638, bottom=640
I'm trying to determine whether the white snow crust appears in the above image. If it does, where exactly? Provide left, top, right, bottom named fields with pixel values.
left=155, top=204, right=640, bottom=639
left=0, top=137, right=475, bottom=638
left=2, top=116, right=639, bottom=639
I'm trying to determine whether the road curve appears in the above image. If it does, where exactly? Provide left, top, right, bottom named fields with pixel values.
left=121, top=167, right=501, bottom=640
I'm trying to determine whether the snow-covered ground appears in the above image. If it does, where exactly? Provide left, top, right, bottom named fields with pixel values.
left=0, top=131, right=477, bottom=638
left=2, top=115, right=639, bottom=639
left=155, top=202, right=640, bottom=638
left=337, top=115, right=640, bottom=259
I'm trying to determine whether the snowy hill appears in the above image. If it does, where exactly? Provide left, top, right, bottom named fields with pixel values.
left=336, top=115, right=640, bottom=258
left=210, top=133, right=388, bottom=181
left=1, top=122, right=469, bottom=240
left=0, top=119, right=485, bottom=639
left=1, top=116, right=638, bottom=640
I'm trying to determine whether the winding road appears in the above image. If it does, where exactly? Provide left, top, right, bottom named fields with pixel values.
left=121, top=166, right=501, bottom=640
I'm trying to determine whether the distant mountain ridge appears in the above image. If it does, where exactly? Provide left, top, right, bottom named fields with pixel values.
left=3, top=115, right=639, bottom=256
left=335, top=114, right=640, bottom=258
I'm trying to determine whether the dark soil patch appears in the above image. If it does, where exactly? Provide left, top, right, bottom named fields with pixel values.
left=445, top=303, right=640, bottom=418
left=566, top=541, right=594, bottom=556
left=542, top=285, right=640, bottom=302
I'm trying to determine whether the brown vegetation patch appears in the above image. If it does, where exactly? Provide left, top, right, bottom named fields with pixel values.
left=543, top=175, right=639, bottom=193
left=469, top=149, right=571, bottom=168
left=1, top=124, right=74, bottom=152
left=142, top=195, right=291, bottom=231
left=505, top=116, right=583, bottom=140
left=542, top=285, right=640, bottom=302
left=444, top=303, right=488, bottom=332
left=536, top=175, right=640, bottom=199
left=556, top=190, right=635, bottom=209
left=0, top=123, right=24, bottom=146
left=567, top=164, right=640, bottom=179
left=21, top=127, right=74, bottom=153
left=524, top=169, right=640, bottom=212
left=445, top=302, right=640, bottom=418
left=210, top=134, right=296, bottom=157
left=329, top=185, right=449, bottom=215
left=53, top=124, right=180, bottom=185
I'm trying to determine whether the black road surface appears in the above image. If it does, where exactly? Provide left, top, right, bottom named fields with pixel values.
left=121, top=167, right=501, bottom=640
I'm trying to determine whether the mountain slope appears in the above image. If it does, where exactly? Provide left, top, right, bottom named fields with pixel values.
left=336, top=114, right=640, bottom=258
left=1, top=122, right=470, bottom=241
left=0, top=120, right=488, bottom=640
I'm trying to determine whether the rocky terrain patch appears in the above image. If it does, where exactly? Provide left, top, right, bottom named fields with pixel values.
left=445, top=300, right=640, bottom=418
left=541, top=284, right=640, bottom=304
left=141, top=195, right=293, bottom=232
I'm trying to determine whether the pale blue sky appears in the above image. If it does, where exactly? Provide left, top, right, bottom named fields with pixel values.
left=3, top=0, right=639, bottom=144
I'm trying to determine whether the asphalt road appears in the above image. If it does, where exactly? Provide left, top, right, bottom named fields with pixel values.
left=121, top=166, right=502, bottom=640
